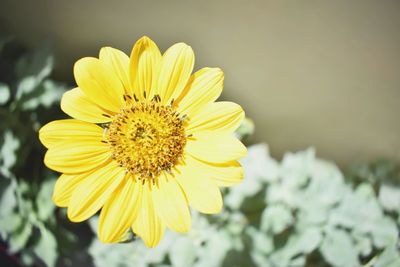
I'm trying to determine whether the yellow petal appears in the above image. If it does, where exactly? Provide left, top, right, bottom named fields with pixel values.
left=188, top=156, right=243, bottom=187
left=68, top=161, right=125, bottom=222
left=152, top=174, right=191, bottom=233
left=132, top=184, right=165, bottom=248
left=175, top=68, right=223, bottom=117
left=99, top=47, right=131, bottom=95
left=129, top=36, right=161, bottom=102
left=52, top=172, right=91, bottom=207
left=74, top=57, right=125, bottom=112
left=98, top=176, right=142, bottom=243
left=186, top=132, right=247, bottom=163
left=61, top=88, right=112, bottom=123
left=156, top=43, right=194, bottom=104
left=187, top=101, right=244, bottom=134
left=39, top=119, right=103, bottom=148
left=44, top=139, right=111, bottom=174
left=175, top=161, right=222, bottom=214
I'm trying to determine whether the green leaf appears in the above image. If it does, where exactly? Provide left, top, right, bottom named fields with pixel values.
left=89, top=231, right=171, bottom=267
left=374, top=242, right=400, bottom=267
left=22, top=79, right=65, bottom=110
left=241, top=143, right=279, bottom=183
left=329, top=184, right=383, bottom=230
left=352, top=230, right=372, bottom=257
left=296, top=206, right=329, bottom=228
left=36, top=178, right=56, bottom=221
left=0, top=213, right=23, bottom=238
left=15, top=76, right=40, bottom=101
left=246, top=227, right=274, bottom=254
left=379, top=184, right=400, bottom=213
left=15, top=43, right=54, bottom=81
left=260, top=204, right=293, bottom=234
left=169, top=237, right=196, bottom=267
left=280, top=148, right=316, bottom=188
left=296, top=159, right=345, bottom=210
left=0, top=179, right=17, bottom=217
left=0, top=131, right=20, bottom=177
left=9, top=222, right=32, bottom=253
left=235, top=117, right=255, bottom=140
left=197, top=231, right=233, bottom=267
left=370, top=217, right=398, bottom=248
left=319, top=228, right=359, bottom=267
left=266, top=183, right=297, bottom=207
left=0, top=82, right=10, bottom=105
left=249, top=250, right=271, bottom=267
left=20, top=251, right=35, bottom=266
left=33, top=224, right=58, bottom=267
left=15, top=181, right=35, bottom=218
left=269, top=249, right=292, bottom=267
left=287, top=227, right=322, bottom=255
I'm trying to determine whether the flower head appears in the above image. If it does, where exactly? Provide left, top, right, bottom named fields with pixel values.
left=39, top=36, right=247, bottom=247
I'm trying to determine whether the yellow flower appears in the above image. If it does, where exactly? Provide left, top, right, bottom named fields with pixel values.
left=39, top=36, right=247, bottom=247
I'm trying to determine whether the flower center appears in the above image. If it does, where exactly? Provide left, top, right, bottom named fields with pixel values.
left=104, top=97, right=187, bottom=182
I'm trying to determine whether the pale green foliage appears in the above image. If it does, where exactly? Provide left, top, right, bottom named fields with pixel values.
left=374, top=243, right=400, bottom=267
left=260, top=204, right=293, bottom=234
left=234, top=117, right=255, bottom=140
left=0, top=35, right=67, bottom=267
left=89, top=144, right=400, bottom=267
left=0, top=131, right=20, bottom=177
left=379, top=184, right=400, bottom=212
left=0, top=82, right=10, bottom=104
left=0, top=178, right=58, bottom=267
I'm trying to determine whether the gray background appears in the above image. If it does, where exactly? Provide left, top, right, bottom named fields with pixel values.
left=1, top=0, right=399, bottom=165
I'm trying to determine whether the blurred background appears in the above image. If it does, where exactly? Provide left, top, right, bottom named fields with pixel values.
left=0, top=1, right=399, bottom=267
left=1, top=0, right=399, bottom=165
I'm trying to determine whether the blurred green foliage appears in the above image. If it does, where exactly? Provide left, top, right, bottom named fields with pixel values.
left=87, top=146, right=400, bottom=267
left=0, top=35, right=399, bottom=267
left=0, top=35, right=74, bottom=267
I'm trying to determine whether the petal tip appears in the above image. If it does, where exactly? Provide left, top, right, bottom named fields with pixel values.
left=67, top=208, right=82, bottom=223
left=97, top=229, right=114, bottom=244
left=135, top=36, right=155, bottom=47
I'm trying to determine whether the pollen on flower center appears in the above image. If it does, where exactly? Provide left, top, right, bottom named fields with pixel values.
left=104, top=95, right=187, bottom=182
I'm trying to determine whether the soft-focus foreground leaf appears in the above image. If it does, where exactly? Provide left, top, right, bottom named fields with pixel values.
left=0, top=179, right=17, bottom=217
left=33, top=224, right=57, bottom=267
left=319, top=228, right=359, bottom=267
left=0, top=36, right=77, bottom=267
left=36, top=178, right=56, bottom=221
left=169, top=237, right=196, bottom=267
left=234, top=117, right=255, bottom=140
left=0, top=131, right=20, bottom=177
left=9, top=222, right=32, bottom=253
left=22, top=80, right=65, bottom=110
left=0, top=82, right=10, bottom=104
left=379, top=184, right=400, bottom=212
left=374, top=243, right=400, bottom=267
left=260, top=204, right=293, bottom=234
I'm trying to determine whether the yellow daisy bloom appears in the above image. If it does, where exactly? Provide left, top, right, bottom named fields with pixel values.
left=39, top=36, right=247, bottom=247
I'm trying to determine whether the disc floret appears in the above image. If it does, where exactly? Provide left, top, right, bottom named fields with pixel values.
left=105, top=95, right=187, bottom=182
